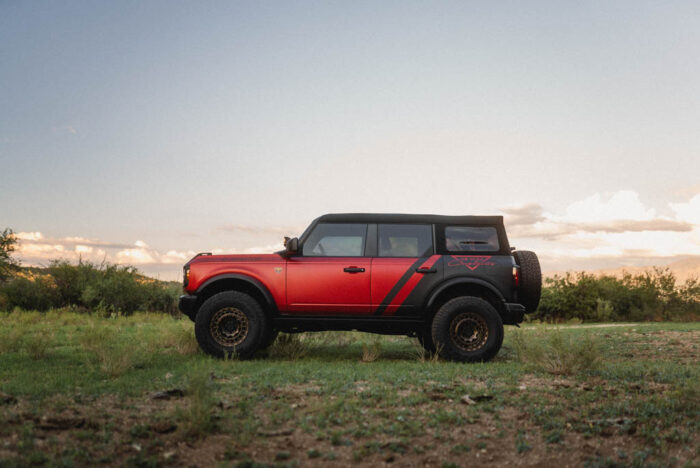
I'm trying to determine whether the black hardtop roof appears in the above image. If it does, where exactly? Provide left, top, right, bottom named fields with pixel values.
left=316, top=213, right=504, bottom=225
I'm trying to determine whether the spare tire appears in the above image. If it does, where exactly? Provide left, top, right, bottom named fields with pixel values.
left=513, top=250, right=541, bottom=313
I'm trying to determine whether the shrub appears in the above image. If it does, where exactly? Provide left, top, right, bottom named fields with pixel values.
left=533, top=269, right=700, bottom=322
left=0, top=275, right=60, bottom=311
left=0, top=260, right=179, bottom=315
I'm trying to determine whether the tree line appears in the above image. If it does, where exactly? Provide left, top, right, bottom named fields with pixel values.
left=1, top=228, right=698, bottom=320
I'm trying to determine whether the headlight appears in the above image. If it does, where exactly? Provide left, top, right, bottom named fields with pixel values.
left=183, top=266, right=190, bottom=287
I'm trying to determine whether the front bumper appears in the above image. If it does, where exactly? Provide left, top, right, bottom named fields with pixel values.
left=178, top=295, right=198, bottom=321
left=502, top=303, right=526, bottom=325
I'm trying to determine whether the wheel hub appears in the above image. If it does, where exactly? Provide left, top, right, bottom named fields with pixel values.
left=210, top=307, right=248, bottom=346
left=450, top=312, right=488, bottom=352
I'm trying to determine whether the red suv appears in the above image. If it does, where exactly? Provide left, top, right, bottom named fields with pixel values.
left=179, top=213, right=541, bottom=362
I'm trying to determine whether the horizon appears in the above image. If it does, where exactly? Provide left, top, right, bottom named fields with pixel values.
left=2, top=2, right=700, bottom=281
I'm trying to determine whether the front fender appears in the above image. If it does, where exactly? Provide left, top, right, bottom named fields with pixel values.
left=196, top=273, right=276, bottom=308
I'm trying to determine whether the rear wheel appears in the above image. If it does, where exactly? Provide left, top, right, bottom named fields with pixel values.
left=431, top=297, right=504, bottom=362
left=194, top=291, right=266, bottom=359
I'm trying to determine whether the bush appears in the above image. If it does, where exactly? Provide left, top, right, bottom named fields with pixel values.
left=0, top=275, right=60, bottom=311
left=0, top=260, right=179, bottom=315
left=533, top=269, right=700, bottom=323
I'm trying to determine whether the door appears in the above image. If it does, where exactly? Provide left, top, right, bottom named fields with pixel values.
left=286, top=223, right=371, bottom=314
left=371, top=224, right=443, bottom=316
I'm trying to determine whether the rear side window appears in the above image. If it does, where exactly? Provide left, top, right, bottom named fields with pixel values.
left=445, top=226, right=499, bottom=252
left=379, top=224, right=433, bottom=257
left=303, top=223, right=367, bottom=257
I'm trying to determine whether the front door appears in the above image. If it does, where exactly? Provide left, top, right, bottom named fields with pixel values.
left=286, top=223, right=371, bottom=314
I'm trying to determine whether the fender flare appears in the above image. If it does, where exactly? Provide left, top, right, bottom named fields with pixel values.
left=195, top=273, right=276, bottom=310
left=425, top=277, right=506, bottom=309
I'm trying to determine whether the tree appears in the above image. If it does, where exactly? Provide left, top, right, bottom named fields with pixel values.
left=0, top=228, right=20, bottom=282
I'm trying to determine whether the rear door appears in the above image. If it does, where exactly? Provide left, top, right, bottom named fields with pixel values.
left=286, top=223, right=371, bottom=314
left=371, top=224, right=443, bottom=316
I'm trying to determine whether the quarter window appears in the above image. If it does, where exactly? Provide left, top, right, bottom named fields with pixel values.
left=302, top=223, right=367, bottom=257
left=378, top=224, right=433, bottom=257
left=445, top=226, right=499, bottom=252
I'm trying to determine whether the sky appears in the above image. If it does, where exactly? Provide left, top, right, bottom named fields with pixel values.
left=2, top=1, right=699, bottom=280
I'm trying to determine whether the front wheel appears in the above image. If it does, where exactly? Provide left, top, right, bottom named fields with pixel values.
left=431, top=297, right=504, bottom=362
left=194, top=291, right=267, bottom=359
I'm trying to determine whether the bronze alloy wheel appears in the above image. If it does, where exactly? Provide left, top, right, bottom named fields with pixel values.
left=210, top=307, right=249, bottom=347
left=449, top=311, right=489, bottom=352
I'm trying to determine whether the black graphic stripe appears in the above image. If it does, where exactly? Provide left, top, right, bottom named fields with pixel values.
left=394, top=256, right=443, bottom=317
left=374, top=257, right=428, bottom=316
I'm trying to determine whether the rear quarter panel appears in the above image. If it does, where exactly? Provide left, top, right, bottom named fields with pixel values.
left=443, top=254, right=515, bottom=301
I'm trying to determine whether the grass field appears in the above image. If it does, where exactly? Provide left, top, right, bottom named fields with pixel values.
left=0, top=312, right=698, bottom=467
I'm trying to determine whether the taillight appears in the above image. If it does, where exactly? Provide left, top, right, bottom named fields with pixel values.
left=183, top=266, right=190, bottom=288
left=513, top=266, right=520, bottom=287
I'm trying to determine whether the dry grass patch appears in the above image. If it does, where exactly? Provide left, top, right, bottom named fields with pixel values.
left=512, top=328, right=602, bottom=375
left=78, top=324, right=147, bottom=377
left=159, top=321, right=199, bottom=355
left=268, top=333, right=308, bottom=360
left=360, top=341, right=381, bottom=363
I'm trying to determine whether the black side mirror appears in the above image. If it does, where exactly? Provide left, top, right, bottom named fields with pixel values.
left=284, top=237, right=299, bottom=256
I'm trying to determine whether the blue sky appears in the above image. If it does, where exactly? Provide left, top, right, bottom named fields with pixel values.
left=2, top=1, right=699, bottom=279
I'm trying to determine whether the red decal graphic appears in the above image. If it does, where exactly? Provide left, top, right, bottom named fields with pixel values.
left=448, top=255, right=495, bottom=270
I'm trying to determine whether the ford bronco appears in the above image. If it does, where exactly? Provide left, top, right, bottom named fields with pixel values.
left=179, top=213, right=541, bottom=362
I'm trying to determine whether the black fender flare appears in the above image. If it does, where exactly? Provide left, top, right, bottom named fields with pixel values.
left=425, top=277, right=506, bottom=310
left=195, top=273, right=277, bottom=311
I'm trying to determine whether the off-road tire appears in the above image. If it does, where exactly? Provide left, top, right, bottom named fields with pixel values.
left=431, top=297, right=504, bottom=362
left=194, top=291, right=266, bottom=359
left=513, top=250, right=542, bottom=313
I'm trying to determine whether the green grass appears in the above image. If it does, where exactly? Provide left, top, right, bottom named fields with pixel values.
left=0, top=311, right=698, bottom=466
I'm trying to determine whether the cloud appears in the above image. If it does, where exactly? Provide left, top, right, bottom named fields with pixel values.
left=560, top=190, right=654, bottom=223
left=671, top=194, right=700, bottom=225
left=15, top=234, right=197, bottom=269
left=506, top=190, right=700, bottom=271
left=505, top=191, right=694, bottom=239
left=52, top=125, right=78, bottom=135
left=14, top=232, right=284, bottom=281
left=570, top=219, right=692, bottom=234
left=16, top=232, right=133, bottom=250
left=501, top=203, right=545, bottom=226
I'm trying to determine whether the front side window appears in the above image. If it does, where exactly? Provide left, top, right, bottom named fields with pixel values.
left=302, top=223, right=367, bottom=257
left=378, top=224, right=433, bottom=257
left=445, top=226, right=499, bottom=252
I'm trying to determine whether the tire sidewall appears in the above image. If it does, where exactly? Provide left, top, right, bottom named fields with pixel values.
left=194, top=291, right=265, bottom=359
left=431, top=297, right=504, bottom=362
left=514, top=250, right=542, bottom=313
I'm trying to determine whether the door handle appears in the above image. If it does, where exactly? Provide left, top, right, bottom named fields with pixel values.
left=343, top=267, right=365, bottom=273
left=416, top=267, right=437, bottom=274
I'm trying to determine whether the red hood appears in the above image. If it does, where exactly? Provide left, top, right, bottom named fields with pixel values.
left=187, top=253, right=284, bottom=265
